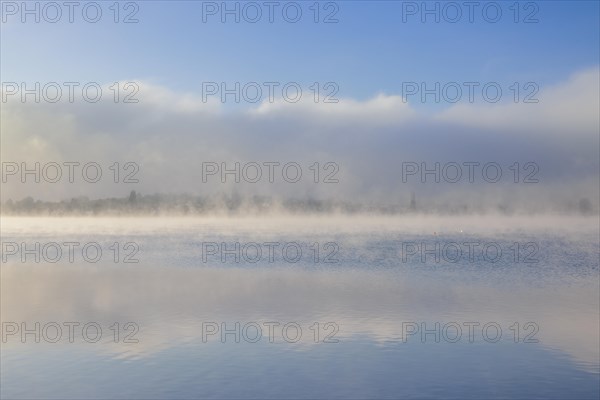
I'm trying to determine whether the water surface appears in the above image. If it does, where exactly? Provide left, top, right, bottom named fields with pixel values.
left=1, top=216, right=599, bottom=399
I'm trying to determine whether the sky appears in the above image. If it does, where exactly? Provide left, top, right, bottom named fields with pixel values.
left=1, top=0, right=599, bottom=209
left=2, top=1, right=599, bottom=100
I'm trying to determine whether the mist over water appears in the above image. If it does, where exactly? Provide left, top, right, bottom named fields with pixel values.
left=1, top=216, right=598, bottom=398
left=2, top=1, right=600, bottom=398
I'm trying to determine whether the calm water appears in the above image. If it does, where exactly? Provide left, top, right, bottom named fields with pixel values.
left=1, top=216, right=599, bottom=399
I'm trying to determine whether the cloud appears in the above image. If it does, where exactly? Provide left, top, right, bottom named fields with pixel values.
left=1, top=69, right=598, bottom=211
left=248, top=93, right=417, bottom=125
left=133, top=81, right=222, bottom=115
left=435, top=67, right=600, bottom=135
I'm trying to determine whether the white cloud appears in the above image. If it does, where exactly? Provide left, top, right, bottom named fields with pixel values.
left=1, top=68, right=598, bottom=207
left=435, top=67, right=600, bottom=135
left=248, top=93, right=417, bottom=125
left=133, top=81, right=222, bottom=114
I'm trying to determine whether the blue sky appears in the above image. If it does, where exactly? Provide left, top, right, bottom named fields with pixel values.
left=2, top=0, right=599, bottom=108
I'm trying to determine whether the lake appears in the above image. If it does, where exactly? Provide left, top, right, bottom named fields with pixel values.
left=1, top=215, right=599, bottom=399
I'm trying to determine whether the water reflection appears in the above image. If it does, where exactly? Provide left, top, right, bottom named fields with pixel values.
left=1, top=216, right=599, bottom=398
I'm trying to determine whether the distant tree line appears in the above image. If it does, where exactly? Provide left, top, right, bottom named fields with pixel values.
left=0, top=191, right=596, bottom=216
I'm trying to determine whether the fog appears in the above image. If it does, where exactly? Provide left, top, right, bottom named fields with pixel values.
left=1, top=68, right=598, bottom=214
